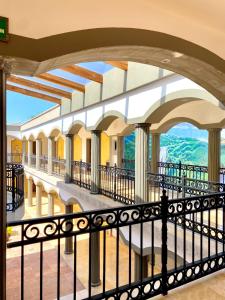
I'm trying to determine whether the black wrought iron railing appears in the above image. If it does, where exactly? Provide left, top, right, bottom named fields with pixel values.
left=52, top=157, right=66, bottom=177
left=71, top=160, right=91, bottom=189
left=99, top=164, right=135, bottom=204
left=158, top=161, right=209, bottom=180
left=39, top=155, right=48, bottom=172
left=7, top=152, right=23, bottom=163
left=70, top=162, right=225, bottom=205
left=7, top=191, right=225, bottom=299
left=6, top=163, right=24, bottom=212
left=122, top=159, right=225, bottom=183
left=30, top=154, right=36, bottom=167
left=147, top=172, right=225, bottom=202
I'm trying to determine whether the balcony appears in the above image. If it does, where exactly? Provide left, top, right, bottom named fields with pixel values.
left=6, top=155, right=225, bottom=299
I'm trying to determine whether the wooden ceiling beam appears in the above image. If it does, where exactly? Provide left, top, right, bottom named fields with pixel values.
left=8, top=75, right=72, bottom=99
left=105, top=61, right=128, bottom=71
left=36, top=73, right=85, bottom=93
left=7, top=84, right=61, bottom=104
left=60, top=65, right=103, bottom=83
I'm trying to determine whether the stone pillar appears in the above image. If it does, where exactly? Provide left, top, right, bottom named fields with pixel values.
left=48, top=137, right=53, bottom=175
left=135, top=123, right=150, bottom=203
left=208, top=128, right=221, bottom=182
left=134, top=252, right=148, bottom=281
left=151, top=133, right=160, bottom=174
left=28, top=140, right=33, bottom=167
left=0, top=61, right=10, bottom=300
left=36, top=139, right=41, bottom=170
left=27, top=177, right=33, bottom=207
left=65, top=134, right=73, bottom=183
left=22, top=140, right=26, bottom=165
left=48, top=193, right=54, bottom=216
left=64, top=204, right=73, bottom=254
left=36, top=184, right=42, bottom=217
left=91, top=130, right=101, bottom=194
left=91, top=231, right=101, bottom=286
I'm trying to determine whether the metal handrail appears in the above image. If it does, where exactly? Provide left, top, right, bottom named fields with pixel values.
left=6, top=163, right=24, bottom=212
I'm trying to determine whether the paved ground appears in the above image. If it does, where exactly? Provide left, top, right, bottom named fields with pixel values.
left=7, top=248, right=84, bottom=300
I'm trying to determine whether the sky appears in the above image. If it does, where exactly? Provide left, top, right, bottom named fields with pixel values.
left=7, top=91, right=56, bottom=124
left=7, top=62, right=112, bottom=125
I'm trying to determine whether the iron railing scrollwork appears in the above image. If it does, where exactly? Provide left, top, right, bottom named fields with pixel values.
left=7, top=191, right=225, bottom=299
left=6, top=163, right=24, bottom=212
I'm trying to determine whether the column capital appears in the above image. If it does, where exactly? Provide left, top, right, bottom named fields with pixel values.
left=65, top=133, right=73, bottom=138
left=91, top=129, right=101, bottom=134
left=135, top=123, right=150, bottom=129
left=208, top=128, right=222, bottom=133
left=47, top=136, right=55, bottom=140
left=0, top=58, right=14, bottom=75
left=151, top=132, right=160, bottom=136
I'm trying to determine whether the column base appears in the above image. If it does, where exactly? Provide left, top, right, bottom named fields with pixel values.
left=64, top=250, right=73, bottom=255
left=134, top=252, right=148, bottom=281
left=90, top=190, right=99, bottom=195
left=91, top=280, right=101, bottom=287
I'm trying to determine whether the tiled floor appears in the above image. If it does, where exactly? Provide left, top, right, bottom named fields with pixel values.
left=7, top=249, right=84, bottom=300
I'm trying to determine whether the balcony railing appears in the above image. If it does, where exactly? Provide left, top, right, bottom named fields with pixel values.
left=99, top=164, right=135, bottom=204
left=30, top=154, right=36, bottom=168
left=6, top=163, right=24, bottom=212
left=7, top=152, right=22, bottom=163
left=7, top=191, right=225, bottom=299
left=70, top=161, right=225, bottom=205
left=39, top=155, right=48, bottom=172
left=52, top=157, right=66, bottom=177
left=122, top=159, right=225, bottom=183
left=147, top=172, right=225, bottom=202
left=71, top=160, right=91, bottom=189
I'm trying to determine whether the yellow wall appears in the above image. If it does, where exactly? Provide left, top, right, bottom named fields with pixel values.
left=101, top=132, right=110, bottom=165
left=11, top=139, right=22, bottom=153
left=56, top=137, right=65, bottom=159
left=73, top=135, right=82, bottom=161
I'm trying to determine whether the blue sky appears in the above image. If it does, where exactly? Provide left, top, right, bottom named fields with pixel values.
left=7, top=62, right=112, bottom=124
left=7, top=91, right=56, bottom=124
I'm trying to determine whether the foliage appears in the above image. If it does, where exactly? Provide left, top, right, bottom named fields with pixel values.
left=124, top=132, right=225, bottom=167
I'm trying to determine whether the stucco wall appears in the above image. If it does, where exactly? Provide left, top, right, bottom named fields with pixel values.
left=102, top=68, right=125, bottom=99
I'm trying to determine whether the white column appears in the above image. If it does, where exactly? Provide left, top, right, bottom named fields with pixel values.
left=65, top=134, right=73, bottom=183
left=27, top=177, right=33, bottom=207
left=151, top=133, right=160, bottom=174
left=208, top=128, right=221, bottom=182
left=36, top=184, right=42, bottom=217
left=135, top=123, right=149, bottom=203
left=28, top=140, right=33, bottom=167
left=48, top=193, right=54, bottom=216
left=91, top=130, right=101, bottom=194
left=22, top=140, right=26, bottom=165
left=36, top=139, right=41, bottom=170
left=48, top=137, right=53, bottom=175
